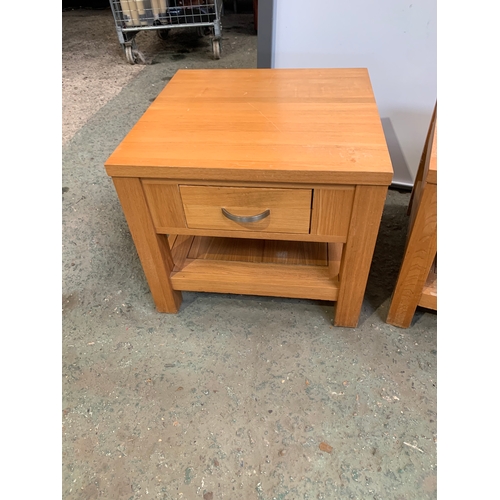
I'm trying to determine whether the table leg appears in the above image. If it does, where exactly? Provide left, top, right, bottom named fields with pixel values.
left=386, top=182, right=437, bottom=328
left=112, top=177, right=183, bottom=313
left=334, top=185, right=388, bottom=327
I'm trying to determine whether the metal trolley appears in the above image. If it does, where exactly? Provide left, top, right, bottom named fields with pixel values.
left=108, top=0, right=223, bottom=63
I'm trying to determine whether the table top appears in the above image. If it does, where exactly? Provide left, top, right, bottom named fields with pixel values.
left=105, top=68, right=393, bottom=185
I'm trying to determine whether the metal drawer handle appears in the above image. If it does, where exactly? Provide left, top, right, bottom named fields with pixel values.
left=221, top=207, right=270, bottom=223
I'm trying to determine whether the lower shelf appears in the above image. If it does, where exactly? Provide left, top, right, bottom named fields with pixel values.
left=418, top=268, right=437, bottom=310
left=168, top=235, right=340, bottom=301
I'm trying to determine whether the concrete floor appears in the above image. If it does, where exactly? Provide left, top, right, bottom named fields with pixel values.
left=62, top=6, right=437, bottom=500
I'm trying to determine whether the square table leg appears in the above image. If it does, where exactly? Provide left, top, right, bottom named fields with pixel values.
left=112, top=177, right=183, bottom=313
left=386, top=182, right=437, bottom=328
left=334, top=185, right=388, bottom=327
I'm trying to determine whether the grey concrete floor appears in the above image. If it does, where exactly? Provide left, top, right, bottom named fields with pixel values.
left=62, top=7, right=437, bottom=500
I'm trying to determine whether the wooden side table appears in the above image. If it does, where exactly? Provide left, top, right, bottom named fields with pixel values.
left=105, top=68, right=393, bottom=327
left=386, top=105, right=437, bottom=328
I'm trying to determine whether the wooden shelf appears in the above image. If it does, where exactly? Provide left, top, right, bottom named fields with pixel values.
left=418, top=267, right=437, bottom=310
left=168, top=235, right=340, bottom=301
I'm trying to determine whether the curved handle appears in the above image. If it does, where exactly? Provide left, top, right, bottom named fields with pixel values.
left=221, top=207, right=270, bottom=223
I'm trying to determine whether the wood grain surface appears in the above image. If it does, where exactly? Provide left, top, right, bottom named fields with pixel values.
left=105, top=69, right=393, bottom=185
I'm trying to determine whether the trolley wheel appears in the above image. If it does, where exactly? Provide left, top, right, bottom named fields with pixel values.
left=125, top=45, right=137, bottom=64
left=212, top=39, right=221, bottom=60
left=197, top=26, right=210, bottom=37
left=157, top=29, right=170, bottom=41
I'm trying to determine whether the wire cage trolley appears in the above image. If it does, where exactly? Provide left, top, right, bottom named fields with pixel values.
left=108, top=0, right=223, bottom=63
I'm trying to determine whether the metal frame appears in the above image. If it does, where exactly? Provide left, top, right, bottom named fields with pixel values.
left=108, top=0, right=223, bottom=63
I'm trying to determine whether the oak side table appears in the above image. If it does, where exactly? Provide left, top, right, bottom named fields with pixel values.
left=386, top=105, right=437, bottom=328
left=105, top=68, right=393, bottom=327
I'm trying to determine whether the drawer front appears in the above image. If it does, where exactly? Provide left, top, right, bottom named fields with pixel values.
left=179, top=185, right=312, bottom=234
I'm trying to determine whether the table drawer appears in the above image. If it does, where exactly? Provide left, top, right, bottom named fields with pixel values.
left=179, top=185, right=312, bottom=234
